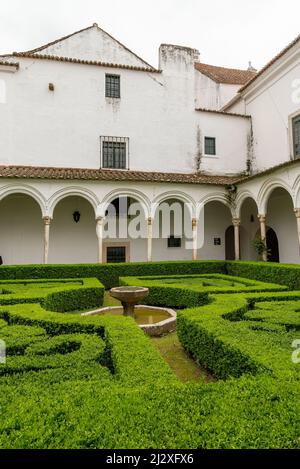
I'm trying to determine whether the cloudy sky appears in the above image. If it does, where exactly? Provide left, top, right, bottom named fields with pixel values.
left=0, top=0, right=299, bottom=70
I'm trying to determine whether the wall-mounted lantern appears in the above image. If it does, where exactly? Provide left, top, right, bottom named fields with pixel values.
left=73, top=211, right=81, bottom=223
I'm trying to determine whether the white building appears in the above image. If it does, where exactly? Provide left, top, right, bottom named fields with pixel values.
left=0, top=23, right=299, bottom=265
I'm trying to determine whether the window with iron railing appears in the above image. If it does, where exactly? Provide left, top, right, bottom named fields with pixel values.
left=293, top=114, right=300, bottom=159
left=205, top=137, right=216, bottom=156
left=100, top=136, right=129, bottom=169
left=105, top=74, right=120, bottom=98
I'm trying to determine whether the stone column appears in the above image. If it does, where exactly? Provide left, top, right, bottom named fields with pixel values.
left=258, top=214, right=267, bottom=261
left=294, top=209, right=300, bottom=252
left=43, top=217, right=52, bottom=265
left=192, top=218, right=198, bottom=261
left=232, top=218, right=241, bottom=261
left=96, top=217, right=104, bottom=263
left=147, top=217, right=153, bottom=262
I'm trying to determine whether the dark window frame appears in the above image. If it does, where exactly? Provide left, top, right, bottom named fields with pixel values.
left=105, top=74, right=121, bottom=98
left=102, top=140, right=127, bottom=169
left=106, top=246, right=126, bottom=263
left=205, top=137, right=216, bottom=156
left=292, top=114, right=300, bottom=159
left=167, top=236, right=182, bottom=248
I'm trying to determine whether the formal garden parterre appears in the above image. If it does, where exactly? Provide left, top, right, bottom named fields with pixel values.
left=0, top=261, right=299, bottom=449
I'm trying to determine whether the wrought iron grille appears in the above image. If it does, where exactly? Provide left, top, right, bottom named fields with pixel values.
left=205, top=137, right=216, bottom=155
left=293, top=115, right=300, bottom=158
left=105, top=74, right=120, bottom=98
left=100, top=136, right=129, bottom=169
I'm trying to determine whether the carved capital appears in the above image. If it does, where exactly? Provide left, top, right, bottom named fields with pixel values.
left=258, top=214, right=266, bottom=223
left=43, top=217, right=52, bottom=226
left=294, top=209, right=300, bottom=219
left=192, top=218, right=198, bottom=230
left=147, top=217, right=153, bottom=226
left=232, top=218, right=241, bottom=227
left=96, top=216, right=104, bottom=224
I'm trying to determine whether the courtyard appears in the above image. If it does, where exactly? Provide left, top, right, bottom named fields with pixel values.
left=0, top=260, right=299, bottom=449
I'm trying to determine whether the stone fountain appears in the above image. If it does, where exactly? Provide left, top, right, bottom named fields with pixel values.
left=110, top=286, right=149, bottom=317
left=81, top=285, right=176, bottom=336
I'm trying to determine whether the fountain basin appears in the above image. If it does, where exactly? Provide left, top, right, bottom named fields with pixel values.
left=81, top=305, right=176, bottom=337
left=110, top=286, right=149, bottom=317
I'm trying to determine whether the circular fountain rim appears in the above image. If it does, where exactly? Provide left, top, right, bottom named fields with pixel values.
left=81, top=305, right=177, bottom=335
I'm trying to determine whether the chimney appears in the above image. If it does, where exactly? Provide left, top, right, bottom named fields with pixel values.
left=159, top=44, right=200, bottom=72
left=247, top=61, right=257, bottom=72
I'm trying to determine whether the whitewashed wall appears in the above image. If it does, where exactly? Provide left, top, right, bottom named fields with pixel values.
left=36, top=25, right=152, bottom=68
left=195, top=70, right=241, bottom=110
left=0, top=39, right=250, bottom=176
left=226, top=44, right=300, bottom=172
left=196, top=111, right=250, bottom=175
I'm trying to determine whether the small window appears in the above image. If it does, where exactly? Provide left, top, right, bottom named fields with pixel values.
left=293, top=114, right=300, bottom=159
left=167, top=236, right=182, bottom=248
left=105, top=74, right=120, bottom=98
left=106, top=246, right=126, bottom=263
left=205, top=137, right=216, bottom=156
left=101, top=137, right=128, bottom=169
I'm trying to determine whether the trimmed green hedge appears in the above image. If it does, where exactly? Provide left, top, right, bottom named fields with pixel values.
left=0, top=278, right=105, bottom=313
left=1, top=260, right=299, bottom=290
left=0, top=296, right=299, bottom=449
left=0, top=261, right=226, bottom=288
left=120, top=273, right=287, bottom=296
left=0, top=261, right=300, bottom=449
left=120, top=276, right=209, bottom=308
left=226, top=261, right=300, bottom=290
left=177, top=290, right=300, bottom=380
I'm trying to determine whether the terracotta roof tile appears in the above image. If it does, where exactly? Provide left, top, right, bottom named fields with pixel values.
left=240, top=33, right=300, bottom=93
left=0, top=60, right=19, bottom=68
left=19, top=23, right=158, bottom=72
left=196, top=107, right=251, bottom=119
left=12, top=52, right=161, bottom=73
left=195, top=62, right=256, bottom=85
left=0, top=165, right=241, bottom=185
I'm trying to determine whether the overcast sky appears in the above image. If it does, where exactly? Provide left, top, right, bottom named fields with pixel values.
left=0, top=0, right=299, bottom=70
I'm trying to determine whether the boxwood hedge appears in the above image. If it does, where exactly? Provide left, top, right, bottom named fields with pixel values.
left=0, top=261, right=299, bottom=449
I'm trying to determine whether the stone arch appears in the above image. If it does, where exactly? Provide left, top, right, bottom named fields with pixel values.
left=152, top=191, right=196, bottom=219
left=257, top=178, right=294, bottom=214
left=99, top=188, right=151, bottom=219
left=48, top=187, right=99, bottom=218
left=197, top=192, right=232, bottom=219
left=0, top=188, right=45, bottom=264
left=0, top=184, right=47, bottom=217
left=236, top=190, right=258, bottom=218
left=292, top=175, right=300, bottom=208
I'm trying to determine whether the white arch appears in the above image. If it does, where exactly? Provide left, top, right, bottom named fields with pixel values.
left=152, top=191, right=196, bottom=219
left=98, top=188, right=151, bottom=218
left=0, top=184, right=47, bottom=216
left=257, top=178, right=295, bottom=213
left=235, top=190, right=259, bottom=218
left=48, top=187, right=99, bottom=218
left=292, top=175, right=300, bottom=208
left=196, top=193, right=232, bottom=219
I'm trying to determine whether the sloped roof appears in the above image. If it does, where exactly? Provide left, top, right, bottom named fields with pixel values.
left=16, top=23, right=157, bottom=72
left=195, top=62, right=256, bottom=85
left=0, top=60, right=19, bottom=68
left=0, top=165, right=241, bottom=185
left=11, top=52, right=160, bottom=73
left=240, top=33, right=300, bottom=92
